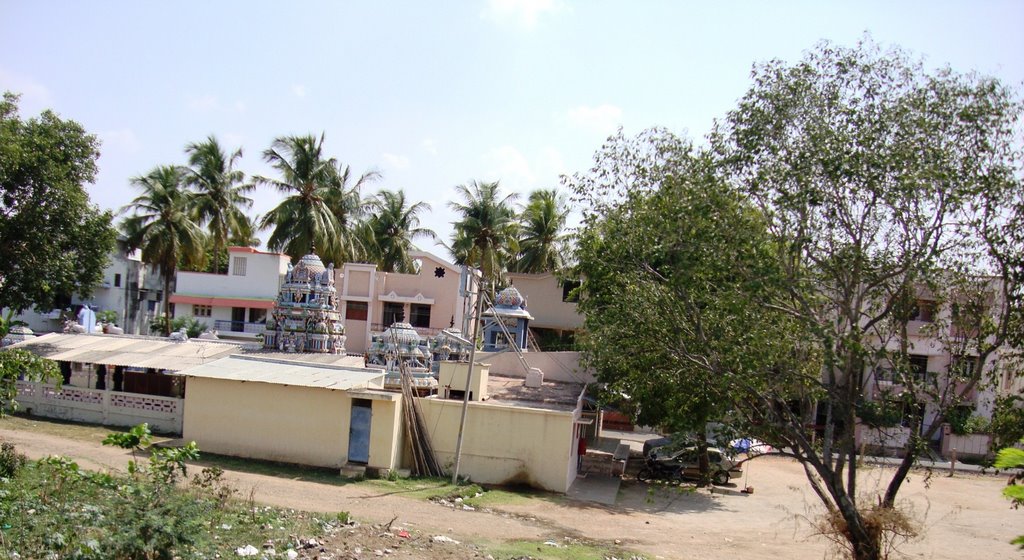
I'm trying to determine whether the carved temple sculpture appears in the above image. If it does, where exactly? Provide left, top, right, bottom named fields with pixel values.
left=263, top=253, right=346, bottom=354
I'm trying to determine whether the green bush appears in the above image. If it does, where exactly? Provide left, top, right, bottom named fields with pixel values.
left=150, top=316, right=208, bottom=338
left=0, top=441, right=25, bottom=478
left=963, top=414, right=990, bottom=435
left=95, top=309, right=118, bottom=325
left=990, top=396, right=1024, bottom=450
left=947, top=407, right=974, bottom=435
left=0, top=428, right=321, bottom=559
left=857, top=399, right=903, bottom=428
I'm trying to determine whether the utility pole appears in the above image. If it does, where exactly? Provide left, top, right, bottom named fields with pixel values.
left=451, top=268, right=485, bottom=485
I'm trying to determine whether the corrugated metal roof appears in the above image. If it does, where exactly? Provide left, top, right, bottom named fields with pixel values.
left=7, top=333, right=243, bottom=371
left=177, top=355, right=385, bottom=391
left=239, top=349, right=363, bottom=366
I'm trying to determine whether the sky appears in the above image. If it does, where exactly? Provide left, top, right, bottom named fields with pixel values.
left=3, top=1, right=1023, bottom=260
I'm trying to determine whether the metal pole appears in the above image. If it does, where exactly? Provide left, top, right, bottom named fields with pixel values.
left=452, top=270, right=486, bottom=485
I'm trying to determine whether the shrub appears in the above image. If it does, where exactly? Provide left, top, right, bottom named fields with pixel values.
left=150, top=316, right=208, bottom=337
left=0, top=441, right=26, bottom=478
left=963, top=414, right=990, bottom=435
left=947, top=406, right=973, bottom=435
left=990, top=396, right=1024, bottom=450
left=0, top=348, right=61, bottom=416
left=95, top=309, right=118, bottom=325
left=858, top=399, right=903, bottom=428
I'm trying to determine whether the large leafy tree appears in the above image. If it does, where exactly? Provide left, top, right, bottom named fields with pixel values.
left=184, top=135, right=254, bottom=273
left=709, top=39, right=1024, bottom=560
left=363, top=189, right=437, bottom=273
left=572, top=130, right=809, bottom=482
left=512, top=188, right=569, bottom=274
left=447, top=180, right=519, bottom=288
left=573, top=39, right=1023, bottom=560
left=121, top=166, right=206, bottom=335
left=0, top=92, right=117, bottom=317
left=256, top=134, right=378, bottom=264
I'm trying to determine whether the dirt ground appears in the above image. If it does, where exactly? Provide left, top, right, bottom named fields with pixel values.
left=1, top=422, right=1020, bottom=559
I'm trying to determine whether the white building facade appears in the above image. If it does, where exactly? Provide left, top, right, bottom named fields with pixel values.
left=170, top=247, right=290, bottom=340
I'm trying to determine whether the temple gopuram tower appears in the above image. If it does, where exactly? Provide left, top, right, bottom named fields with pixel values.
left=263, top=253, right=346, bottom=353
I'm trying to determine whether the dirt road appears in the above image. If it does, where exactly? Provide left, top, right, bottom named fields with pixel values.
left=1, top=424, right=1019, bottom=559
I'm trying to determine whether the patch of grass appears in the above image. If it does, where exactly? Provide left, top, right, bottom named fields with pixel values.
left=484, top=538, right=646, bottom=559
left=464, top=486, right=535, bottom=508
left=359, top=476, right=464, bottom=500
left=195, top=451, right=351, bottom=486
left=1, top=412, right=174, bottom=445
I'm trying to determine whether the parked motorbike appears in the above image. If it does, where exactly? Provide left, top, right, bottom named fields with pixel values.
left=636, top=456, right=685, bottom=484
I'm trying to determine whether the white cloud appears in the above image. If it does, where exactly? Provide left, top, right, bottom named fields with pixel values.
left=481, top=145, right=535, bottom=189
left=99, top=128, right=141, bottom=154
left=233, top=100, right=248, bottom=113
left=382, top=152, right=411, bottom=170
left=421, top=137, right=439, bottom=156
left=481, top=0, right=566, bottom=28
left=0, top=68, right=52, bottom=111
left=291, top=84, right=307, bottom=98
left=187, top=94, right=218, bottom=111
left=566, top=104, right=623, bottom=135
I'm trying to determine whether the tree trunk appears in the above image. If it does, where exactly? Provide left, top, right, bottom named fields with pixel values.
left=837, top=495, right=881, bottom=560
left=163, top=274, right=172, bottom=336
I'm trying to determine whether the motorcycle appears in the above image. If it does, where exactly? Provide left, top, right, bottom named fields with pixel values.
left=636, top=456, right=685, bottom=484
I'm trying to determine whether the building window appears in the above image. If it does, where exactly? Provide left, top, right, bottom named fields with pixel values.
left=561, top=279, right=581, bottom=303
left=949, top=355, right=977, bottom=378
left=232, top=256, right=247, bottom=276
left=193, top=305, right=212, bottom=317
left=114, top=273, right=122, bottom=287
left=382, top=302, right=404, bottom=326
left=248, top=308, right=267, bottom=323
left=909, top=300, right=935, bottom=322
left=346, top=301, right=368, bottom=321
left=909, top=354, right=931, bottom=384
left=410, top=304, right=431, bottom=328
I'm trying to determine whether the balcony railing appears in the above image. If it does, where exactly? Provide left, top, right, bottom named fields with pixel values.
left=213, top=320, right=266, bottom=334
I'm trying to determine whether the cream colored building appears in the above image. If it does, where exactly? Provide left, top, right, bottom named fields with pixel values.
left=181, top=355, right=403, bottom=469
left=178, top=356, right=586, bottom=493
left=505, top=273, right=582, bottom=351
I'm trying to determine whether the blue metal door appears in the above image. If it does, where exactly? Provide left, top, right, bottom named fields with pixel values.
left=348, top=400, right=372, bottom=464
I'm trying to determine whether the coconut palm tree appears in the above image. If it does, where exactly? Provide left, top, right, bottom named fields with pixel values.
left=227, top=213, right=262, bottom=248
left=120, top=165, right=206, bottom=335
left=447, top=180, right=519, bottom=287
left=322, top=163, right=379, bottom=264
left=255, top=133, right=377, bottom=263
left=184, top=136, right=255, bottom=273
left=364, top=189, right=438, bottom=273
left=512, top=188, right=569, bottom=273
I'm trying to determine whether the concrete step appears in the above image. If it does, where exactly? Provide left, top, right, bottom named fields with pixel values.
left=340, top=464, right=367, bottom=478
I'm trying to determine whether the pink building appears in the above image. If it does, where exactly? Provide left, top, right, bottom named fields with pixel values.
left=338, top=251, right=475, bottom=354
